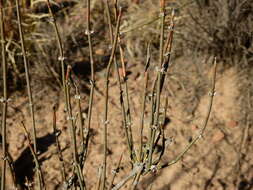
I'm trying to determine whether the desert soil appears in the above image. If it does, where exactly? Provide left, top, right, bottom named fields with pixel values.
left=2, top=54, right=252, bottom=190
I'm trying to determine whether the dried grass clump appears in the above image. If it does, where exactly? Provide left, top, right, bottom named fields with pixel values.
left=0, top=1, right=33, bottom=91
left=0, top=0, right=85, bottom=92
left=120, top=0, right=182, bottom=61
left=32, top=0, right=111, bottom=89
left=178, top=0, right=253, bottom=67
left=120, top=0, right=159, bottom=59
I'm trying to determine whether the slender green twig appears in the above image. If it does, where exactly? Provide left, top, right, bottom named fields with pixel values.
left=6, top=153, right=18, bottom=189
left=139, top=43, right=151, bottom=162
left=131, top=46, right=153, bottom=188
left=159, top=57, right=218, bottom=169
left=45, top=0, right=67, bottom=105
left=20, top=122, right=44, bottom=190
left=102, top=9, right=122, bottom=190
left=113, top=0, right=133, bottom=140
left=96, top=166, right=103, bottom=190
left=16, top=3, right=43, bottom=188
left=0, top=0, right=8, bottom=189
left=160, top=9, right=175, bottom=92
left=148, top=0, right=166, bottom=169
left=108, top=153, right=123, bottom=190
left=119, top=46, right=134, bottom=160
left=104, top=0, right=134, bottom=162
left=152, top=92, right=169, bottom=166
left=83, top=0, right=96, bottom=166
left=131, top=168, right=142, bottom=190
left=115, top=2, right=134, bottom=157
left=112, top=163, right=144, bottom=190
left=65, top=66, right=85, bottom=190
left=73, top=84, right=85, bottom=165
left=46, top=1, right=85, bottom=188
left=52, top=106, right=67, bottom=183
left=148, top=9, right=176, bottom=168
left=147, top=77, right=158, bottom=164
left=16, top=0, right=38, bottom=154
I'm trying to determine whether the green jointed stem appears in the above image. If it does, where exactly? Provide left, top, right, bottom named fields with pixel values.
left=139, top=43, right=151, bottom=162
left=148, top=0, right=166, bottom=168
left=83, top=0, right=96, bottom=166
left=46, top=1, right=85, bottom=188
left=159, top=58, right=217, bottom=170
left=16, top=0, right=38, bottom=154
left=65, top=68, right=85, bottom=190
left=0, top=0, right=7, bottom=189
left=21, top=122, right=43, bottom=190
left=52, top=106, right=67, bottom=182
left=102, top=9, right=122, bottom=190
left=104, top=0, right=135, bottom=162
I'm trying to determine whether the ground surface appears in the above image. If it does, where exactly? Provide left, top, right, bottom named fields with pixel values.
left=3, top=55, right=253, bottom=190
left=1, top=0, right=253, bottom=190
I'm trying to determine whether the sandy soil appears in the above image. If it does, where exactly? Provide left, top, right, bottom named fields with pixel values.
left=2, top=55, right=252, bottom=190
left=1, top=0, right=252, bottom=189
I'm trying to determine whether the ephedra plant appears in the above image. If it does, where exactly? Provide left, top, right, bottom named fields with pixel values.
left=0, top=0, right=217, bottom=189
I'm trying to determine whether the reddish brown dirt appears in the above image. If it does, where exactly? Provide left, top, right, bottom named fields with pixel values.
left=2, top=56, right=252, bottom=190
